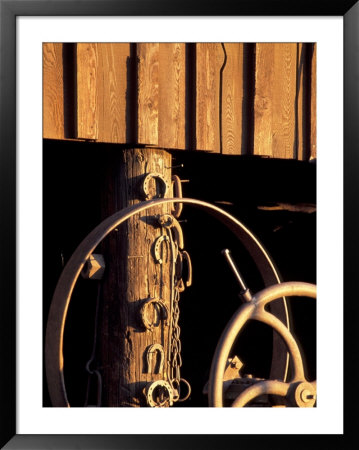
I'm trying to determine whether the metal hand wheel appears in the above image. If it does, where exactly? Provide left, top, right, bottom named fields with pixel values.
left=208, top=281, right=316, bottom=407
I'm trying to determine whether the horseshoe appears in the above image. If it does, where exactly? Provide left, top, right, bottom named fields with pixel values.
left=45, top=198, right=290, bottom=407
left=140, top=298, right=169, bottom=331
left=153, top=235, right=170, bottom=264
left=141, top=172, right=169, bottom=200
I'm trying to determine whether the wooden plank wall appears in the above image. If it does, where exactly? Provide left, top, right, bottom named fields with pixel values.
left=43, top=43, right=65, bottom=140
left=43, top=43, right=316, bottom=160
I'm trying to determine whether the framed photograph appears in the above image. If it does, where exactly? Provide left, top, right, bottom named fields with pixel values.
left=1, top=1, right=357, bottom=448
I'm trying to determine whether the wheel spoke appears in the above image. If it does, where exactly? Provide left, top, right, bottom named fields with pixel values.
left=252, top=309, right=306, bottom=381
left=231, top=380, right=290, bottom=407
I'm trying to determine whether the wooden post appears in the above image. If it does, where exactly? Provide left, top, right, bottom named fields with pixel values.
left=98, top=147, right=173, bottom=406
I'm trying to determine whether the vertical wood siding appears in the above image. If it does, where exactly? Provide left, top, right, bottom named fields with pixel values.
left=76, top=43, right=131, bottom=142
left=254, top=43, right=298, bottom=158
left=43, top=42, right=316, bottom=160
left=137, top=43, right=159, bottom=145
left=310, top=44, right=317, bottom=159
left=221, top=43, right=245, bottom=155
left=158, top=43, right=186, bottom=149
left=43, top=43, right=64, bottom=139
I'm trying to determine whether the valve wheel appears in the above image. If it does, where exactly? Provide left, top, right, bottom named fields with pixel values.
left=208, top=281, right=316, bottom=407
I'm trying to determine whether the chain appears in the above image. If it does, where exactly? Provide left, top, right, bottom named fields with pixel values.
left=166, top=224, right=191, bottom=403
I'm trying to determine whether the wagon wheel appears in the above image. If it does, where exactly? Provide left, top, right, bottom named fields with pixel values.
left=45, top=198, right=290, bottom=406
left=208, top=281, right=316, bottom=407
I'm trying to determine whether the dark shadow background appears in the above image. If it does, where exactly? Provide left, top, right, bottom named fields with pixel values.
left=43, top=139, right=316, bottom=407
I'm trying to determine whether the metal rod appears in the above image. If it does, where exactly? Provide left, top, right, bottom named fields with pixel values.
left=165, top=163, right=184, bottom=169
left=222, top=249, right=247, bottom=292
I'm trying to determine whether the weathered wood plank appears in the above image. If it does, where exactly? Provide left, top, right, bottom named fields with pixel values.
left=254, top=43, right=297, bottom=158
left=274, top=43, right=297, bottom=159
left=253, top=44, right=275, bottom=156
left=158, top=43, right=186, bottom=149
left=76, top=43, right=99, bottom=140
left=137, top=43, right=159, bottom=146
left=310, top=44, right=317, bottom=159
left=196, top=43, right=223, bottom=152
left=296, top=43, right=317, bottom=161
left=222, top=43, right=244, bottom=154
left=96, top=44, right=131, bottom=144
left=43, top=43, right=64, bottom=139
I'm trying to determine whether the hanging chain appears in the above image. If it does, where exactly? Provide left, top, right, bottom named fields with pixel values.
left=166, top=224, right=191, bottom=403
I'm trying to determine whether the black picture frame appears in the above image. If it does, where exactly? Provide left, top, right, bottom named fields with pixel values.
left=1, top=0, right=357, bottom=448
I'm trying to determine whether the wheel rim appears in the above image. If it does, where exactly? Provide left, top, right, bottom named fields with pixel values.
left=45, top=198, right=290, bottom=407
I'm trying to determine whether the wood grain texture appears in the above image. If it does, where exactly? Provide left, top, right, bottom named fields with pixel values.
left=222, top=43, right=244, bottom=154
left=196, top=43, right=224, bottom=152
left=99, top=148, right=173, bottom=406
left=310, top=44, right=317, bottom=159
left=254, top=43, right=297, bottom=158
left=272, top=43, right=297, bottom=159
left=137, top=43, right=159, bottom=146
left=76, top=44, right=131, bottom=143
left=97, top=44, right=130, bottom=143
left=253, top=44, right=275, bottom=156
left=44, top=42, right=316, bottom=160
left=76, top=43, right=99, bottom=140
left=43, top=43, right=64, bottom=139
left=158, top=43, right=186, bottom=149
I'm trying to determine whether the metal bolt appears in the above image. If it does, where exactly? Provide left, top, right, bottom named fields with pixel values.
left=300, top=389, right=315, bottom=403
left=229, top=356, right=243, bottom=371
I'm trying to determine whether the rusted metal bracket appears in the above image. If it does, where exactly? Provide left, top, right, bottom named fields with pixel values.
left=203, top=356, right=243, bottom=396
left=81, top=253, right=105, bottom=280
